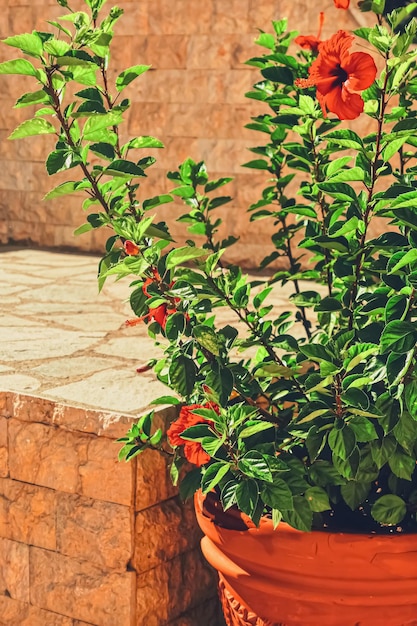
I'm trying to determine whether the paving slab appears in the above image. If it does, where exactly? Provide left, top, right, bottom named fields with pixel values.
left=0, top=246, right=315, bottom=415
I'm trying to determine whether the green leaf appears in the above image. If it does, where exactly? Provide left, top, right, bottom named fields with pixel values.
left=193, top=325, right=222, bottom=357
left=103, top=159, right=145, bottom=178
left=166, top=246, right=208, bottom=269
left=325, top=129, right=364, bottom=150
left=343, top=388, right=370, bottom=411
left=305, top=486, right=331, bottom=512
left=56, top=49, right=97, bottom=67
left=44, top=180, right=90, bottom=200
left=349, top=416, right=377, bottom=442
left=371, top=494, right=407, bottom=525
left=317, top=182, right=357, bottom=203
left=382, top=136, right=408, bottom=161
left=388, top=450, right=415, bottom=480
left=283, top=496, right=313, bottom=532
left=116, top=65, right=150, bottom=91
left=328, top=424, right=357, bottom=460
left=238, top=451, right=273, bottom=482
left=261, top=65, right=293, bottom=84
left=43, top=38, right=70, bottom=57
left=380, top=320, right=417, bottom=354
left=0, top=58, right=39, bottom=77
left=405, top=381, right=417, bottom=418
left=299, top=343, right=335, bottom=364
left=388, top=249, right=417, bottom=274
left=370, top=437, right=397, bottom=469
left=261, top=479, right=293, bottom=510
left=327, top=167, right=365, bottom=183
left=14, top=90, right=50, bottom=108
left=341, top=481, right=371, bottom=510
left=242, top=159, right=270, bottom=170
left=314, top=297, right=342, bottom=312
left=83, top=111, right=123, bottom=138
left=201, top=462, right=231, bottom=493
left=9, top=118, right=56, bottom=140
left=89, top=142, right=115, bottom=160
left=125, top=136, right=164, bottom=150
left=150, top=395, right=180, bottom=406
left=235, top=479, right=259, bottom=517
left=3, top=33, right=43, bottom=58
left=179, top=467, right=202, bottom=500
left=46, top=149, right=81, bottom=175
left=73, top=223, right=93, bottom=236
left=168, top=355, right=196, bottom=396
left=239, top=422, right=274, bottom=438
left=221, top=481, right=238, bottom=510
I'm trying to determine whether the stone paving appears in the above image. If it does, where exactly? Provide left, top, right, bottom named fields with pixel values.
left=0, top=246, right=310, bottom=416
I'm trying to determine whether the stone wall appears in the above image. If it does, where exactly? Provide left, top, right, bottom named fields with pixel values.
left=0, top=0, right=364, bottom=267
left=0, top=392, right=221, bottom=626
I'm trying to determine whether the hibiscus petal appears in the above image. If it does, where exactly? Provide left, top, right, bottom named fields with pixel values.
left=344, top=52, right=377, bottom=91
left=325, top=86, right=364, bottom=120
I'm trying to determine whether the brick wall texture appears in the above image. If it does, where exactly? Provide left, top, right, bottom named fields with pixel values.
left=0, top=392, right=222, bottom=626
left=0, top=1, right=366, bottom=267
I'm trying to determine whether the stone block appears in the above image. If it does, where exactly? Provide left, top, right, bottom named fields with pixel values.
left=51, top=403, right=135, bottom=439
left=0, top=595, right=73, bottom=626
left=148, top=0, right=214, bottom=34
left=0, top=393, right=12, bottom=419
left=8, top=419, right=89, bottom=493
left=131, top=35, right=189, bottom=69
left=135, top=447, right=177, bottom=512
left=79, top=436, right=134, bottom=505
left=212, top=0, right=250, bottom=34
left=0, top=478, right=56, bottom=550
left=136, top=547, right=217, bottom=624
left=56, top=492, right=132, bottom=571
left=29, top=547, right=135, bottom=626
left=133, top=497, right=201, bottom=573
left=0, top=537, right=29, bottom=602
left=0, top=417, right=7, bottom=478
left=186, top=35, right=235, bottom=70
left=10, top=394, right=57, bottom=425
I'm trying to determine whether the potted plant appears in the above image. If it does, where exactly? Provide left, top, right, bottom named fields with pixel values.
left=2, top=0, right=417, bottom=623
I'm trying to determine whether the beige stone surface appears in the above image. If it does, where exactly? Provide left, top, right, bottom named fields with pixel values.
left=0, top=537, right=29, bottom=602
left=133, top=497, right=201, bottom=573
left=56, top=493, right=132, bottom=571
left=0, top=478, right=56, bottom=550
left=46, top=368, right=168, bottom=414
left=29, top=547, right=135, bottom=626
left=0, top=595, right=73, bottom=626
left=0, top=249, right=175, bottom=414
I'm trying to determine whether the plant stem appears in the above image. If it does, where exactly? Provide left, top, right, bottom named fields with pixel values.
left=348, top=56, right=391, bottom=330
left=44, top=67, right=111, bottom=213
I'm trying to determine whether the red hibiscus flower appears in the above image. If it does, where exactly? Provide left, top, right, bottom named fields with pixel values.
left=334, top=0, right=349, bottom=7
left=295, top=30, right=377, bottom=120
left=123, top=240, right=140, bottom=256
left=125, top=270, right=181, bottom=330
left=167, top=403, right=219, bottom=467
left=295, top=12, right=324, bottom=53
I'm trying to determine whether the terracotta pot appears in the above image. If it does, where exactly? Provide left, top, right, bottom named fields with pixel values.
left=194, top=491, right=417, bottom=626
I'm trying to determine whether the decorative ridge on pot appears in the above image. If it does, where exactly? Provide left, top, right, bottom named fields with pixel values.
left=2, top=0, right=417, bottom=624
